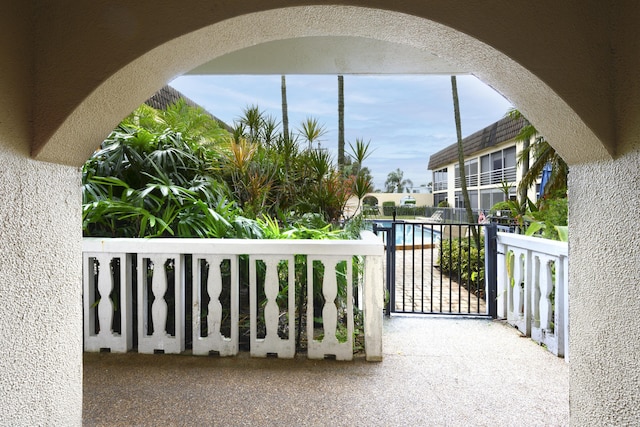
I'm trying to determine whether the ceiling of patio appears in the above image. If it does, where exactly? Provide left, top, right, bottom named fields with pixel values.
left=186, top=36, right=466, bottom=75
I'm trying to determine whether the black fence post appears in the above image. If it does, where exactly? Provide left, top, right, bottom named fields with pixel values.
left=373, top=222, right=395, bottom=316
left=387, top=222, right=396, bottom=315
left=485, top=223, right=498, bottom=318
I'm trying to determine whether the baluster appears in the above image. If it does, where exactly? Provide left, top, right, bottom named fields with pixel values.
left=532, top=255, right=541, bottom=328
left=322, top=261, right=338, bottom=344
left=83, top=253, right=131, bottom=353
left=149, top=257, right=168, bottom=338
left=207, top=258, right=223, bottom=340
left=96, top=257, right=114, bottom=339
left=539, top=257, right=553, bottom=331
left=263, top=258, right=280, bottom=339
left=250, top=255, right=295, bottom=358
left=308, top=256, right=353, bottom=361
left=138, top=254, right=184, bottom=354
left=516, top=251, right=525, bottom=315
left=193, top=255, right=238, bottom=356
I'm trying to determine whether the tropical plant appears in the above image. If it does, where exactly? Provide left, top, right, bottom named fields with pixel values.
left=237, top=105, right=265, bottom=144
left=82, top=102, right=262, bottom=239
left=507, top=109, right=568, bottom=199
left=298, top=117, right=327, bottom=151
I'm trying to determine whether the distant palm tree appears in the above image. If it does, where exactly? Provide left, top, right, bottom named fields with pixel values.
left=338, top=75, right=345, bottom=170
left=384, top=168, right=413, bottom=193
left=281, top=75, right=289, bottom=142
left=508, top=109, right=568, bottom=199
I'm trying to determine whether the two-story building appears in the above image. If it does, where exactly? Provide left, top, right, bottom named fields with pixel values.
left=428, top=115, right=537, bottom=211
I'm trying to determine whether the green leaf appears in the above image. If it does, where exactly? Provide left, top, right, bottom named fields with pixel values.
left=554, top=225, right=568, bottom=242
left=525, top=221, right=544, bottom=236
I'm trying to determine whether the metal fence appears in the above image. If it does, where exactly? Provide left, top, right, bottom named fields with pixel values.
left=372, top=220, right=497, bottom=317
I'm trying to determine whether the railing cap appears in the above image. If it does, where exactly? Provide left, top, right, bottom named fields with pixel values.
left=83, top=231, right=384, bottom=257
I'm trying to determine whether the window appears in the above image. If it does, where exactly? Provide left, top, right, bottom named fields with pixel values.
left=479, top=146, right=517, bottom=185
left=454, top=190, right=478, bottom=209
left=432, top=168, right=448, bottom=191
left=454, top=159, right=478, bottom=188
left=433, top=193, right=447, bottom=207
left=479, top=188, right=516, bottom=210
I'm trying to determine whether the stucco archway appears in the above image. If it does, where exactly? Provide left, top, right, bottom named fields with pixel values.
left=11, top=3, right=639, bottom=424
left=34, top=5, right=611, bottom=167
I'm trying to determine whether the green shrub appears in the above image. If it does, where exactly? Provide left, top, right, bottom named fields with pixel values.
left=395, top=205, right=423, bottom=217
left=382, top=201, right=396, bottom=216
left=439, top=236, right=485, bottom=298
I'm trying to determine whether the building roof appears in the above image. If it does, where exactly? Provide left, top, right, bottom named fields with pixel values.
left=428, top=115, right=525, bottom=170
left=145, top=85, right=233, bottom=131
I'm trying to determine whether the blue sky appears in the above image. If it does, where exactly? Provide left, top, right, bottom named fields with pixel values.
left=170, top=75, right=512, bottom=191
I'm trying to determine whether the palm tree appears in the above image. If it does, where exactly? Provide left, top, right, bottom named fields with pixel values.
left=338, top=75, right=345, bottom=170
left=451, top=76, right=478, bottom=240
left=508, top=109, right=568, bottom=200
left=384, top=168, right=413, bottom=193
left=281, top=75, right=289, bottom=142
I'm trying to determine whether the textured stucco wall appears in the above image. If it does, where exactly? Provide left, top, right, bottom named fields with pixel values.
left=0, top=152, right=83, bottom=425
left=568, top=153, right=640, bottom=425
left=0, top=2, right=83, bottom=425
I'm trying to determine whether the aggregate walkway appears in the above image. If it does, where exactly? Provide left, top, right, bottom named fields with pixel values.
left=83, top=316, right=569, bottom=426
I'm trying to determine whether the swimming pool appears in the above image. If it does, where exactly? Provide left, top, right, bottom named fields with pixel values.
left=372, top=221, right=441, bottom=248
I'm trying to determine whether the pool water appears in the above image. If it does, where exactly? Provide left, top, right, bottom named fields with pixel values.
left=372, top=221, right=441, bottom=247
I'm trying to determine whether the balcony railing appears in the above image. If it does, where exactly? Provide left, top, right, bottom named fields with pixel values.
left=82, top=232, right=384, bottom=361
left=479, top=166, right=517, bottom=186
left=496, top=232, right=569, bottom=360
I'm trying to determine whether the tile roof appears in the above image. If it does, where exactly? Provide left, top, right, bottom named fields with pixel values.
left=427, top=115, right=526, bottom=170
left=144, top=85, right=232, bottom=131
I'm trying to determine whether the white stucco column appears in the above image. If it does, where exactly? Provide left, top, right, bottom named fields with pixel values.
left=0, top=150, right=82, bottom=424
left=568, top=151, right=640, bottom=425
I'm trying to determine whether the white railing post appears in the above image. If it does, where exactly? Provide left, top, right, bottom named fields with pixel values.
left=307, top=255, right=354, bottom=361
left=362, top=245, right=384, bottom=361
left=137, top=253, right=185, bottom=354
left=249, top=255, right=296, bottom=358
left=83, top=252, right=132, bottom=352
left=192, top=255, right=239, bottom=357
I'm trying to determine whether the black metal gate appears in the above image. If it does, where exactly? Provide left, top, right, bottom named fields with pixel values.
left=373, top=220, right=497, bottom=317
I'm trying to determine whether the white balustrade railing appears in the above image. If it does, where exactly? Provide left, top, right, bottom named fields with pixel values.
left=496, top=232, right=569, bottom=360
left=83, top=231, right=384, bottom=361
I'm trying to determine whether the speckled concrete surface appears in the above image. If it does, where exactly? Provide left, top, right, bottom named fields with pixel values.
left=83, top=316, right=568, bottom=426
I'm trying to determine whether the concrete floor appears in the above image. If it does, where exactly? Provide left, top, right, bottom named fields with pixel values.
left=83, top=316, right=569, bottom=426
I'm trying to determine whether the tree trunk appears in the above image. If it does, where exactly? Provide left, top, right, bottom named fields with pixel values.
left=338, top=75, right=345, bottom=171
left=451, top=76, right=479, bottom=241
left=519, top=138, right=530, bottom=205
left=281, top=75, right=289, bottom=142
